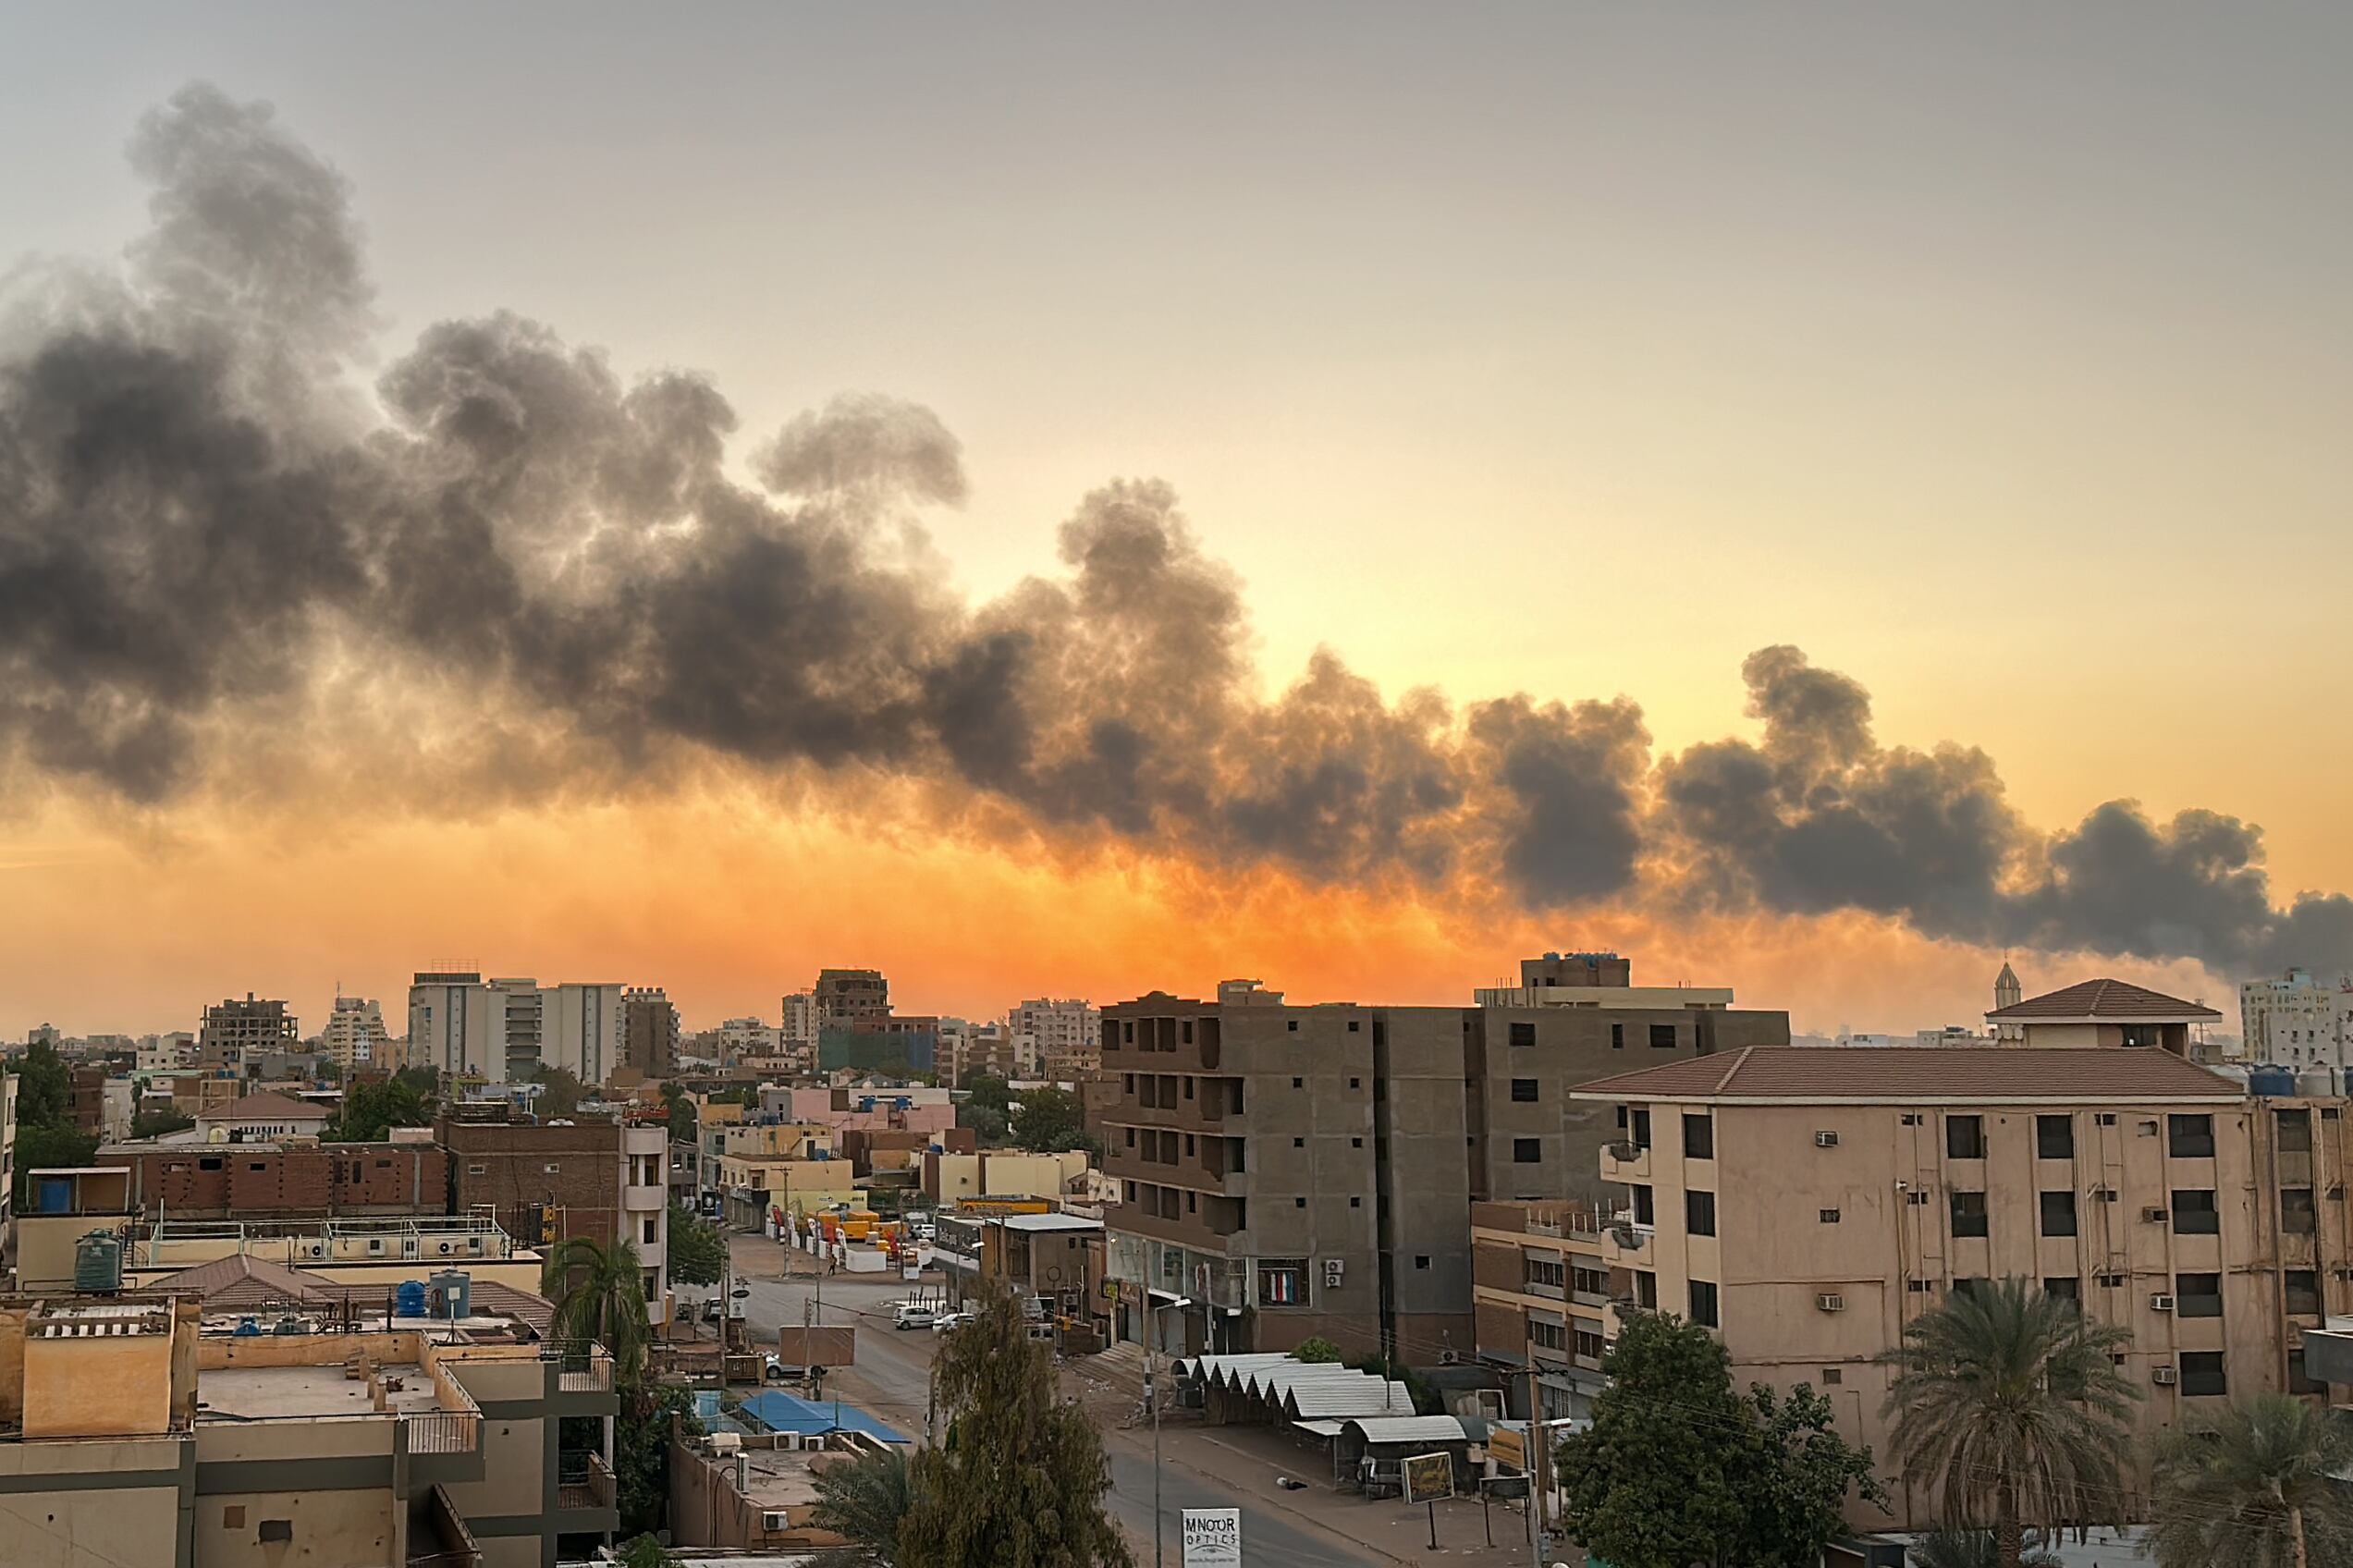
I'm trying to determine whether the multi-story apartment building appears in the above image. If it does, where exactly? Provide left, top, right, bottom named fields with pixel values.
left=441, top=1108, right=670, bottom=1322
left=198, top=994, right=300, bottom=1076
left=780, top=990, right=820, bottom=1051
left=2242, top=968, right=2352, bottom=1067
left=1009, top=998, right=1102, bottom=1082
left=0, top=1072, right=15, bottom=1265
left=322, top=993, right=391, bottom=1072
left=408, top=974, right=625, bottom=1084
left=815, top=968, right=889, bottom=1023
left=0, top=1284, right=619, bottom=1567
left=1573, top=1045, right=2335, bottom=1527
left=1469, top=1199, right=1614, bottom=1424
left=622, top=987, right=680, bottom=1077
left=1092, top=965, right=1788, bottom=1361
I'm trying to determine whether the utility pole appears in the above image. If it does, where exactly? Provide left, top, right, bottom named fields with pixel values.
left=1526, top=1366, right=1546, bottom=1565
left=1147, top=1345, right=1162, bottom=1568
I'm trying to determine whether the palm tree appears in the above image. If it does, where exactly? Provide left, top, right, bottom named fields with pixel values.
left=809, top=1445, right=913, bottom=1566
left=2149, top=1393, right=2353, bottom=1568
left=542, top=1234, right=652, bottom=1389
left=1908, top=1528, right=2059, bottom=1568
left=1882, top=1277, right=2139, bottom=1568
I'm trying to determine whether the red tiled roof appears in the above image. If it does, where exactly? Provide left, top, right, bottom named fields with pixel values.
left=1570, top=1046, right=2240, bottom=1103
left=1985, top=977, right=2221, bottom=1022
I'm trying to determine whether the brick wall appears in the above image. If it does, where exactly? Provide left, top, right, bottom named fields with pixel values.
left=121, top=1145, right=448, bottom=1218
left=441, top=1118, right=622, bottom=1254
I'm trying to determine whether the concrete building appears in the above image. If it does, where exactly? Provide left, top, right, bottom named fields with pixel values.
left=715, top=1016, right=778, bottom=1067
left=779, top=991, right=820, bottom=1053
left=197, top=995, right=300, bottom=1078
left=1469, top=1199, right=1613, bottom=1424
left=322, top=995, right=391, bottom=1072
left=440, top=1109, right=669, bottom=1322
left=2241, top=969, right=2353, bottom=1067
left=814, top=968, right=889, bottom=1023
left=621, top=988, right=679, bottom=1078
left=1985, top=976, right=2222, bottom=1056
left=406, top=974, right=625, bottom=1086
left=194, top=1091, right=332, bottom=1144
left=0, top=1284, right=618, bottom=1568
left=1093, top=964, right=1789, bottom=1360
left=1009, top=998, right=1102, bottom=1082
left=98, top=1141, right=449, bottom=1220
left=0, top=1073, right=14, bottom=1267
left=1574, top=1047, right=2319, bottom=1527
left=923, top=1149, right=1092, bottom=1207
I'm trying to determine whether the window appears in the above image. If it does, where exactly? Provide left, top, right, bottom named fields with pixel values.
left=1686, top=1190, right=1717, bottom=1236
left=1530, top=1318, right=1565, bottom=1352
left=642, top=1217, right=656, bottom=1243
left=1525, top=1257, right=1566, bottom=1291
left=2178, top=1352, right=2226, bottom=1397
left=2284, top=1187, right=2318, bottom=1234
left=259, top=1521, right=294, bottom=1544
left=1184, top=1133, right=1195, bottom=1156
left=1513, top=1138, right=1541, bottom=1164
left=1648, top=1023, right=1677, bottom=1050
left=1952, top=1277, right=1987, bottom=1301
left=1181, top=1020, right=1193, bottom=1044
left=2044, top=1276, right=2080, bottom=1306
left=1630, top=1108, right=1652, bottom=1147
left=1350, top=1195, right=1361, bottom=1207
left=1683, top=1114, right=1714, bottom=1159
left=1820, top=1208, right=1841, bottom=1223
left=1348, top=1021, right=1360, bottom=1033
left=1294, top=1197, right=1306, bottom=1207
left=1414, top=1255, right=1429, bottom=1269
left=1906, top=1190, right=1931, bottom=1206
left=2168, top=1114, right=2215, bottom=1158
left=2278, top=1109, right=2313, bottom=1152
left=2286, top=1269, right=2322, bottom=1316
left=1124, top=1127, right=1136, bottom=1148
left=2172, top=1189, right=2219, bottom=1233
left=1947, top=1116, right=1985, bottom=1159
left=1635, top=1270, right=1658, bottom=1308
left=1821, top=1367, right=1844, bottom=1385
left=1291, top=1076, right=1303, bottom=1088
left=1122, top=1182, right=1136, bottom=1202
left=1286, top=1020, right=1299, bottom=1032
left=1186, top=1191, right=1196, bottom=1213
left=2096, top=1271, right=2126, bottom=1288
left=1258, top=1259, right=1307, bottom=1305
left=1511, top=1079, right=1539, bottom=1103
left=1611, top=1023, right=1624, bottom=1050
left=1510, top=1021, right=1537, bottom=1048
left=2039, top=1191, right=2078, bottom=1237
left=1183, top=1077, right=1194, bottom=1100
left=2036, top=1115, right=2074, bottom=1159
left=1632, top=1185, right=1654, bottom=1225
left=1574, top=1327, right=1607, bottom=1361
left=1351, top=1137, right=1362, bottom=1148
left=1688, top=1279, right=1720, bottom=1328
left=2289, top=1350, right=2322, bottom=1396
left=1950, top=1190, right=1989, bottom=1238
left=1349, top=1077, right=1360, bottom=1090
left=2176, top=1272, right=2223, bottom=1318
left=1122, top=1073, right=1135, bottom=1094
left=1572, top=1265, right=1607, bottom=1296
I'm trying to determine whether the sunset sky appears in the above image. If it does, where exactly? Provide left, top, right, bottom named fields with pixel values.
left=2, top=5, right=2347, bottom=1039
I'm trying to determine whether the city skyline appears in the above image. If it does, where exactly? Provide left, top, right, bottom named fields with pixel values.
left=4, top=6, right=2349, bottom=1039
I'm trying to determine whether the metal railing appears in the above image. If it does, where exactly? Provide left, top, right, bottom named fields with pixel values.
left=557, top=1450, right=617, bottom=1513
left=408, top=1360, right=484, bottom=1455
left=547, top=1341, right=615, bottom=1392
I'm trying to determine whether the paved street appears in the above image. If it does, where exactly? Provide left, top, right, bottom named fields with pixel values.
left=1104, top=1445, right=1383, bottom=1568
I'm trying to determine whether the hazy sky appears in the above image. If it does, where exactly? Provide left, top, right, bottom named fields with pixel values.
left=2, top=4, right=2347, bottom=1036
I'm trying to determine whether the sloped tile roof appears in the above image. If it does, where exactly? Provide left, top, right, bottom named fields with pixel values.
left=1986, top=977, right=2221, bottom=1022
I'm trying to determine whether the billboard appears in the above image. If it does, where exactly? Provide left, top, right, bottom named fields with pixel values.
left=1403, top=1451, right=1454, bottom=1505
left=1180, top=1508, right=1241, bottom=1567
left=1487, top=1424, right=1526, bottom=1471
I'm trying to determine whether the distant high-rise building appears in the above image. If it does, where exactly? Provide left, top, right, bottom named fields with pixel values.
left=1008, top=998, right=1101, bottom=1082
left=321, top=994, right=391, bottom=1072
left=407, top=972, right=623, bottom=1084
left=815, top=968, right=889, bottom=1023
left=2241, top=968, right=2353, bottom=1067
left=197, top=994, right=300, bottom=1077
left=779, top=991, right=819, bottom=1047
left=623, top=988, right=680, bottom=1077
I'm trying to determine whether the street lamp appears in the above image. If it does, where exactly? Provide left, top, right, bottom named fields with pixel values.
left=1145, top=1294, right=1192, bottom=1568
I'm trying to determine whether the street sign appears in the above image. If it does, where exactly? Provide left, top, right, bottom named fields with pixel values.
left=1180, top=1507, right=1242, bottom=1567
left=1487, top=1424, right=1526, bottom=1471
left=1403, top=1451, right=1454, bottom=1505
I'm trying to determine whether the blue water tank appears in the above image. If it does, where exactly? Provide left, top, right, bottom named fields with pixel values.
left=2249, top=1066, right=2298, bottom=1097
left=233, top=1317, right=263, bottom=1337
left=395, top=1280, right=428, bottom=1318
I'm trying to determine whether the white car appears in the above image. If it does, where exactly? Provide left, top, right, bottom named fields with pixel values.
left=931, top=1308, right=976, bottom=1334
left=892, top=1304, right=938, bottom=1330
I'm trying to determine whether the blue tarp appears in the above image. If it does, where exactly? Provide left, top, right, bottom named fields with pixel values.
left=737, top=1390, right=911, bottom=1445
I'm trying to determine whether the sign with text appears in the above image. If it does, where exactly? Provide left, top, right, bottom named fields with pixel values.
left=1403, top=1451, right=1454, bottom=1505
left=1181, top=1507, right=1242, bottom=1567
left=1487, top=1423, right=1526, bottom=1471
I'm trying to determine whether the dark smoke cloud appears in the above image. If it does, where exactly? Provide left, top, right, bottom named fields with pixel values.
left=2, top=84, right=2347, bottom=983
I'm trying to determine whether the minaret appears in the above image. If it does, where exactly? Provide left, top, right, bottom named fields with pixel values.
left=1993, top=960, right=2024, bottom=1043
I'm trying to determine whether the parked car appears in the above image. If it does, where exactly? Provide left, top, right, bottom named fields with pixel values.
left=892, top=1303, right=938, bottom=1330
left=931, top=1308, right=975, bottom=1334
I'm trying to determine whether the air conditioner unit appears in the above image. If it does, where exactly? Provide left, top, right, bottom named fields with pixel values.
left=2143, top=1207, right=2170, bottom=1224
left=2151, top=1366, right=2178, bottom=1385
left=707, top=1432, right=742, bottom=1456
left=467, top=1238, right=484, bottom=1254
left=2139, top=1120, right=2159, bottom=1134
left=2151, top=1294, right=2176, bottom=1312
left=762, top=1511, right=791, bottom=1532
left=1814, top=1131, right=1840, bottom=1149
left=438, top=1242, right=453, bottom=1255
left=306, top=1243, right=326, bottom=1258
left=1817, top=1293, right=1846, bottom=1313
left=1322, top=1259, right=1344, bottom=1285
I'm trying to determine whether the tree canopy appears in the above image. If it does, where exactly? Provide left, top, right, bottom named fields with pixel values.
left=661, top=1082, right=696, bottom=1144
left=965, top=1075, right=1010, bottom=1112
left=1009, top=1087, right=1093, bottom=1155
left=544, top=1234, right=653, bottom=1388
left=668, top=1202, right=728, bottom=1288
left=129, top=1107, right=196, bottom=1139
left=2149, top=1394, right=2353, bottom=1568
left=11, top=1040, right=71, bottom=1129
left=13, top=1122, right=100, bottom=1210
left=1555, top=1309, right=1882, bottom=1568
left=326, top=1077, right=432, bottom=1142
left=527, top=1064, right=584, bottom=1120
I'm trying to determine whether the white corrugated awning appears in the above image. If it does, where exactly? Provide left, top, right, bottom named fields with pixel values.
left=1343, top=1415, right=1469, bottom=1445
left=1293, top=1418, right=1345, bottom=1438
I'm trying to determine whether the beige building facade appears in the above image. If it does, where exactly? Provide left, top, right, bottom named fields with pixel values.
left=1469, top=1200, right=1613, bottom=1424
left=1576, top=1046, right=2331, bottom=1527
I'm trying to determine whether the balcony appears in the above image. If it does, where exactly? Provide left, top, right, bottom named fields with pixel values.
left=1602, top=1221, right=1652, bottom=1262
left=407, top=1484, right=482, bottom=1568
left=623, top=1182, right=667, bottom=1211
left=549, top=1341, right=615, bottom=1393
left=1603, top=1141, right=1650, bottom=1178
left=558, top=1450, right=617, bottom=1513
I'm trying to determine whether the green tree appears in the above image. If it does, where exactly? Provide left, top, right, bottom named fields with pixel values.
left=900, top=1282, right=1132, bottom=1567
left=668, top=1202, right=728, bottom=1288
left=965, top=1075, right=1010, bottom=1112
left=2149, top=1393, right=2353, bottom=1568
left=616, top=1535, right=671, bottom=1568
left=394, top=1065, right=440, bottom=1097
left=1009, top=1087, right=1094, bottom=1155
left=960, top=1105, right=1011, bottom=1147
left=615, top=1381, right=701, bottom=1537
left=543, top=1234, right=654, bottom=1389
left=129, top=1107, right=196, bottom=1139
left=325, top=1078, right=430, bottom=1141
left=313, top=1060, right=342, bottom=1084
left=528, top=1064, right=585, bottom=1120
left=661, top=1082, right=696, bottom=1144
left=810, top=1445, right=916, bottom=1566
left=13, top=1122, right=101, bottom=1210
left=1292, top=1336, right=1342, bottom=1365
left=12, top=1039, right=71, bottom=1129
left=1881, top=1278, right=2139, bottom=1568
left=1732, top=1380, right=1887, bottom=1568
left=1910, top=1530, right=2060, bottom=1568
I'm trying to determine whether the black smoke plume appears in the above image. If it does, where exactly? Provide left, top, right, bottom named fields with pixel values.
left=2, top=85, right=2344, bottom=981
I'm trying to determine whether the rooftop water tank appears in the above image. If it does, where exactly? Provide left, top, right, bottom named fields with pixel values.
left=233, top=1317, right=263, bottom=1337
left=426, top=1268, right=472, bottom=1323
left=395, top=1280, right=428, bottom=1318
left=73, top=1231, right=123, bottom=1292
left=2249, top=1066, right=2298, bottom=1097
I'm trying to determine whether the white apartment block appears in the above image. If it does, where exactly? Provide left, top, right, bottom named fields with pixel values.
left=408, top=972, right=623, bottom=1084
left=322, top=995, right=392, bottom=1072
left=779, top=991, right=819, bottom=1047
left=1009, top=998, right=1101, bottom=1078
left=2241, top=969, right=2353, bottom=1066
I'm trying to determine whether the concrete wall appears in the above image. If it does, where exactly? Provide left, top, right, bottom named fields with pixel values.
left=24, top=1332, right=175, bottom=1437
left=0, top=1435, right=186, bottom=1568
